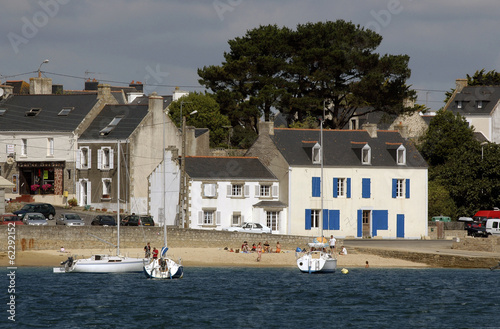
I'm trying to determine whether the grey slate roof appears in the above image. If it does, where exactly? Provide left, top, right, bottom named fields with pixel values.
left=79, top=104, right=149, bottom=141
left=184, top=156, right=278, bottom=180
left=448, top=86, right=500, bottom=115
left=271, top=128, right=427, bottom=168
left=0, top=94, right=99, bottom=132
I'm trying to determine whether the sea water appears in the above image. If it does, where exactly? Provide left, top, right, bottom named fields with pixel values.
left=3, top=267, right=500, bottom=328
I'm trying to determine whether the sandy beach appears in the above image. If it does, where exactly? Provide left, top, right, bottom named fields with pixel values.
left=1, top=247, right=428, bottom=268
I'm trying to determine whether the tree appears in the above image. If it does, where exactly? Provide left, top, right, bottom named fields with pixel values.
left=198, top=20, right=416, bottom=132
left=168, top=92, right=230, bottom=148
left=467, top=69, right=500, bottom=86
left=428, top=180, right=457, bottom=220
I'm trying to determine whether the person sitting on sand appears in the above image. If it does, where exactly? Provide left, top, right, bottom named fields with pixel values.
left=263, top=241, right=270, bottom=253
left=276, top=241, right=281, bottom=253
left=241, top=241, right=249, bottom=252
left=59, top=246, right=68, bottom=253
left=251, top=243, right=256, bottom=252
left=339, top=246, right=347, bottom=255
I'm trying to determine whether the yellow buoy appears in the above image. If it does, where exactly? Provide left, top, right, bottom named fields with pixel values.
left=341, top=268, right=348, bottom=274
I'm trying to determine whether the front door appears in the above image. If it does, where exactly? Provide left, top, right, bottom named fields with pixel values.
left=362, top=210, right=371, bottom=238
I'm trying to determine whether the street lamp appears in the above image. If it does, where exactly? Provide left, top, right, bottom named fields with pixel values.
left=179, top=101, right=192, bottom=130
left=179, top=109, right=197, bottom=229
left=223, top=125, right=232, bottom=149
left=38, top=59, right=49, bottom=78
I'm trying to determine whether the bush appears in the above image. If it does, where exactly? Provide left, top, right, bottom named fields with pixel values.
left=68, top=198, right=78, bottom=207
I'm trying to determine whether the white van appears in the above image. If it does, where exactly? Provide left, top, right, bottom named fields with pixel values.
left=486, top=219, right=500, bottom=236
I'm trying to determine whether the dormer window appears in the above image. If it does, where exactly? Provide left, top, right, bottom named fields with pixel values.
left=457, top=101, right=462, bottom=109
left=397, top=145, right=406, bottom=165
left=349, top=118, right=359, bottom=130
left=25, top=108, right=41, bottom=117
left=477, top=100, right=483, bottom=109
left=361, top=144, right=371, bottom=165
left=312, top=143, right=321, bottom=164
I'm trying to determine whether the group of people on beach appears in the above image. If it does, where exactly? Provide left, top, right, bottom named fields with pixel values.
left=144, top=242, right=159, bottom=259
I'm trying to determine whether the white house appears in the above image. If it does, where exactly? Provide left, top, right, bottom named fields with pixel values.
left=246, top=122, right=429, bottom=239
left=148, top=151, right=286, bottom=232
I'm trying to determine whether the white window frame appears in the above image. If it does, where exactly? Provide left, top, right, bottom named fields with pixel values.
left=227, top=183, right=248, bottom=197
left=397, top=145, right=406, bottom=165
left=311, top=209, right=320, bottom=228
left=312, top=143, right=321, bottom=164
left=47, top=138, right=54, bottom=156
left=266, top=211, right=279, bottom=231
left=97, top=147, right=114, bottom=170
left=198, top=209, right=221, bottom=226
left=361, top=144, right=371, bottom=165
left=202, top=183, right=217, bottom=198
left=77, top=147, right=91, bottom=169
left=21, top=139, right=27, bottom=156
left=396, top=179, right=404, bottom=198
left=337, top=178, right=346, bottom=197
left=256, top=184, right=271, bottom=197
left=457, top=100, right=462, bottom=109
left=102, top=178, right=112, bottom=198
left=232, top=212, right=242, bottom=226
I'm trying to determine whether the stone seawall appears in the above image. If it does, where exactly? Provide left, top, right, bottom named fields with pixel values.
left=2, top=226, right=312, bottom=252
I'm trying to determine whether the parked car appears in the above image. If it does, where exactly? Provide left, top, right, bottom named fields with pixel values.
left=56, top=213, right=85, bottom=226
left=465, top=219, right=488, bottom=237
left=22, top=212, right=48, bottom=226
left=222, top=222, right=272, bottom=233
left=14, top=202, right=56, bottom=220
left=120, top=215, right=155, bottom=226
left=91, top=215, right=116, bottom=226
left=486, top=218, right=500, bottom=236
left=0, top=213, right=24, bottom=225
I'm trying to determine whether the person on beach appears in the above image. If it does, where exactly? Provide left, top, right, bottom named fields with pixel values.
left=339, top=246, right=347, bottom=255
left=256, top=242, right=262, bottom=261
left=152, top=247, right=159, bottom=259
left=144, top=242, right=151, bottom=258
left=59, top=246, right=68, bottom=253
left=241, top=241, right=249, bottom=252
left=365, top=261, right=369, bottom=268
left=251, top=243, right=256, bottom=252
left=276, top=241, right=281, bottom=253
left=264, top=241, right=270, bottom=253
left=329, top=235, right=336, bottom=254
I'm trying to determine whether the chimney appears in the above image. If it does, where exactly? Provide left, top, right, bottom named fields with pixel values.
left=29, top=77, right=52, bottom=94
left=394, top=123, right=409, bottom=139
left=97, top=84, right=111, bottom=100
left=148, top=92, right=164, bottom=122
left=173, top=86, right=189, bottom=101
left=258, top=120, right=274, bottom=136
left=455, top=79, right=467, bottom=92
left=129, top=81, right=144, bottom=92
left=362, top=123, right=378, bottom=138
left=85, top=79, right=99, bottom=91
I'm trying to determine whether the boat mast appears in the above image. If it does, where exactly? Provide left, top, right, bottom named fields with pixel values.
left=117, top=140, right=121, bottom=256
left=320, top=119, right=324, bottom=239
left=162, top=107, right=167, bottom=247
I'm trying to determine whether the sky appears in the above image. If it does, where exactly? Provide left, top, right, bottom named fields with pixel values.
left=1, top=0, right=500, bottom=111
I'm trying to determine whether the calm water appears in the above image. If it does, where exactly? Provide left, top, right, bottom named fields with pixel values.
left=3, top=267, right=500, bottom=328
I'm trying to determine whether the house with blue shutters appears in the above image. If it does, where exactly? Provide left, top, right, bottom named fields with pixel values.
left=246, top=122, right=428, bottom=239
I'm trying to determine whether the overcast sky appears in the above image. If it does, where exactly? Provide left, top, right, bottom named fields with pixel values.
left=2, top=0, right=500, bottom=111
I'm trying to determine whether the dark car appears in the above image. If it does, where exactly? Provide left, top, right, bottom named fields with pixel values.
left=13, top=202, right=56, bottom=220
left=465, top=218, right=488, bottom=237
left=120, top=215, right=154, bottom=226
left=91, top=215, right=116, bottom=226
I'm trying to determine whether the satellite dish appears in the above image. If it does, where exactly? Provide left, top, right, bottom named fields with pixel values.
left=0, top=88, right=4, bottom=97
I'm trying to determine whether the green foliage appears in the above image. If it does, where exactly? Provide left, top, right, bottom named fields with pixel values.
left=418, top=110, right=476, bottom=166
left=467, top=69, right=500, bottom=86
left=428, top=180, right=457, bottom=220
left=288, top=114, right=318, bottom=129
left=198, top=20, right=416, bottom=132
left=168, top=92, right=231, bottom=148
left=68, top=198, right=78, bottom=207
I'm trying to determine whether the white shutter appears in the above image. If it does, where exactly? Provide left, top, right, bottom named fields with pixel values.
left=198, top=211, right=203, bottom=225
left=244, top=185, right=250, bottom=197
left=216, top=211, right=221, bottom=225
left=76, top=180, right=81, bottom=206
left=76, top=149, right=81, bottom=169
left=241, top=215, right=244, bottom=224
left=255, top=185, right=260, bottom=197
left=97, top=149, right=102, bottom=169
left=109, top=148, right=114, bottom=169
left=87, top=181, right=92, bottom=205
left=272, top=185, right=278, bottom=197
left=87, top=148, right=91, bottom=169
left=227, top=185, right=231, bottom=196
left=211, top=184, right=216, bottom=197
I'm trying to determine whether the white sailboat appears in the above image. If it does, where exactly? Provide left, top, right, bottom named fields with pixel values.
left=296, top=120, right=337, bottom=274
left=54, top=141, right=146, bottom=273
left=142, top=112, right=183, bottom=279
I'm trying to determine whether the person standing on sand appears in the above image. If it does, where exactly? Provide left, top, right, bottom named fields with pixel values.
left=144, top=242, right=151, bottom=258
left=329, top=235, right=336, bottom=254
left=256, top=242, right=262, bottom=261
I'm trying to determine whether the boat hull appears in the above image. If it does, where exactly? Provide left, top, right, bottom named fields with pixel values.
left=55, top=255, right=146, bottom=273
left=297, top=251, right=337, bottom=273
left=143, top=258, right=183, bottom=279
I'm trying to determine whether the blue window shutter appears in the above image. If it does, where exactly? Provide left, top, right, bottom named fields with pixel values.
left=357, top=210, right=362, bottom=237
left=312, top=177, right=320, bottom=197
left=333, top=178, right=338, bottom=198
left=397, top=214, right=405, bottom=238
left=405, top=179, right=410, bottom=199
left=305, top=209, right=312, bottom=230
left=372, top=210, right=389, bottom=237
left=329, top=210, right=340, bottom=230
left=322, top=209, right=329, bottom=230
left=362, top=178, right=371, bottom=198
left=346, top=178, right=351, bottom=198
left=392, top=179, right=397, bottom=198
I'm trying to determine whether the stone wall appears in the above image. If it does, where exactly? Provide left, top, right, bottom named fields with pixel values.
left=451, top=235, right=500, bottom=253
left=1, top=226, right=313, bottom=252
